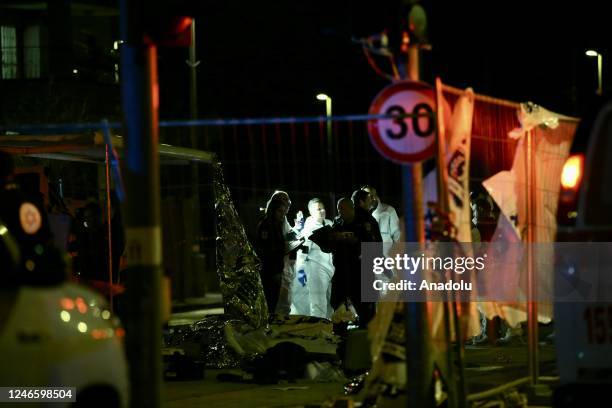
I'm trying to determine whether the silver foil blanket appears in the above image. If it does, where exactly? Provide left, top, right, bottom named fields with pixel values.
left=164, top=315, right=244, bottom=369
left=213, top=162, right=268, bottom=328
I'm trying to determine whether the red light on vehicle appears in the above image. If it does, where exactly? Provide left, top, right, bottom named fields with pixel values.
left=561, top=154, right=584, bottom=190
left=91, top=329, right=104, bottom=340
left=75, top=297, right=88, bottom=314
left=60, top=298, right=75, bottom=310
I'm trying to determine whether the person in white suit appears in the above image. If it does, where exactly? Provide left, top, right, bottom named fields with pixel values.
left=292, top=198, right=335, bottom=319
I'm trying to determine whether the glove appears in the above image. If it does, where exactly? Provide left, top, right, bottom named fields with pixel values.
left=297, top=269, right=307, bottom=287
left=295, top=211, right=305, bottom=231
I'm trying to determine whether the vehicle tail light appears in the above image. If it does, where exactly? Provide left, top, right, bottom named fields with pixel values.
left=558, top=153, right=584, bottom=227
left=561, top=154, right=584, bottom=191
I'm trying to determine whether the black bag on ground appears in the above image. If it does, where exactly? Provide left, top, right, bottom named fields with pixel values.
left=252, top=342, right=309, bottom=384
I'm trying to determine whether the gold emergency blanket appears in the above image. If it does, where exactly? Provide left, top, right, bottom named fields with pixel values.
left=214, top=162, right=268, bottom=328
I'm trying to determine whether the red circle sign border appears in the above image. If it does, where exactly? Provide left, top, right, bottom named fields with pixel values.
left=368, top=80, right=437, bottom=164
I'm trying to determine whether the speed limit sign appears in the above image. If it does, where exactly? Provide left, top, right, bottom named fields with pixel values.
left=368, top=81, right=448, bottom=164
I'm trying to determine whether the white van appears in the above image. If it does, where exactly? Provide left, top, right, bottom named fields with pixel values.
left=555, top=94, right=612, bottom=406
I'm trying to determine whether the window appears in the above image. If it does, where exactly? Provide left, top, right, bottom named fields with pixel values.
left=1, top=25, right=18, bottom=79
left=23, top=25, right=41, bottom=78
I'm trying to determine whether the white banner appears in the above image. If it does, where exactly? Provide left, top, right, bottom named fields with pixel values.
left=482, top=105, right=577, bottom=323
left=445, top=88, right=475, bottom=243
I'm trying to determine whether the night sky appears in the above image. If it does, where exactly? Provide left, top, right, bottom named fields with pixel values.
left=156, top=0, right=609, bottom=121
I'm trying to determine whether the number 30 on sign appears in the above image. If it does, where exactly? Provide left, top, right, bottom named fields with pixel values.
left=368, top=81, right=449, bottom=164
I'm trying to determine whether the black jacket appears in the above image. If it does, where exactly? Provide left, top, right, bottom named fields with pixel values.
left=354, top=207, right=383, bottom=243
left=255, top=217, right=285, bottom=278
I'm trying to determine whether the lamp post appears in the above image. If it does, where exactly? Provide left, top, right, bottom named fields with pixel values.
left=316, top=93, right=332, bottom=156
left=316, top=93, right=334, bottom=209
left=586, top=49, right=603, bottom=95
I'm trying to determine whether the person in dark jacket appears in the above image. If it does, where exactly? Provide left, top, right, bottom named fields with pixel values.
left=351, top=189, right=383, bottom=243
left=329, top=192, right=382, bottom=330
left=329, top=198, right=356, bottom=316
left=264, top=190, right=304, bottom=314
left=256, top=199, right=289, bottom=313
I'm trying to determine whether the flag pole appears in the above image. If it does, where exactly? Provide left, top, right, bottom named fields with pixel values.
left=434, top=77, right=467, bottom=408
left=526, top=129, right=539, bottom=385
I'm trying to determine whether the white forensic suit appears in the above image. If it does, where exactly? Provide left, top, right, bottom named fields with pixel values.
left=291, top=216, right=335, bottom=319
left=371, top=202, right=400, bottom=257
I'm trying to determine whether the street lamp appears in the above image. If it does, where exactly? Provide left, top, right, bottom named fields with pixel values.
left=316, top=93, right=332, bottom=156
left=316, top=93, right=334, bottom=208
left=586, top=49, right=603, bottom=95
